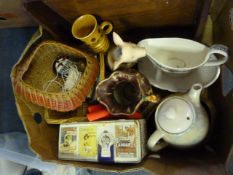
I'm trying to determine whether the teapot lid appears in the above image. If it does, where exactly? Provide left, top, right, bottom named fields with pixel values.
left=156, top=97, right=194, bottom=134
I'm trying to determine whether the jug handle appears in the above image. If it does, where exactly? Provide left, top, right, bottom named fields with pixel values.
left=147, top=130, right=167, bottom=151
left=204, top=44, right=229, bottom=67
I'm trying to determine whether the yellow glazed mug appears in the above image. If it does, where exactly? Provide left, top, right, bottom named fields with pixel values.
left=71, top=14, right=113, bottom=53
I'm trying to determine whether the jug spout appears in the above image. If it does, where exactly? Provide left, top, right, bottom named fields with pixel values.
left=188, top=83, right=203, bottom=106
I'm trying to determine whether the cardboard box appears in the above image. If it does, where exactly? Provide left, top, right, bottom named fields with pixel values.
left=11, top=0, right=233, bottom=174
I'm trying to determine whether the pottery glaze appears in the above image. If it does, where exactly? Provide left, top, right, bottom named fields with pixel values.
left=147, top=84, right=209, bottom=151
left=138, top=38, right=228, bottom=75
left=96, top=69, right=159, bottom=115
left=71, top=14, right=113, bottom=53
left=138, top=57, right=220, bottom=92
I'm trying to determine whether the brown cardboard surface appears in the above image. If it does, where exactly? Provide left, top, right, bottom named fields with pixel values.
left=9, top=0, right=233, bottom=174
left=213, top=0, right=233, bottom=70
left=226, top=146, right=233, bottom=174
left=211, top=0, right=233, bottom=162
left=13, top=71, right=226, bottom=173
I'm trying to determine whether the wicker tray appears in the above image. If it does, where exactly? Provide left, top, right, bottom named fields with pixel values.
left=11, top=40, right=99, bottom=112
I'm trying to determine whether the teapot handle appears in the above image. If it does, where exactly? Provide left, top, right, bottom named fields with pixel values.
left=147, top=130, right=168, bottom=151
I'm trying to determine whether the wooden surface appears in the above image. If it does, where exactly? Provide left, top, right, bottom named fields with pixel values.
left=0, top=0, right=36, bottom=28
left=24, top=1, right=77, bottom=43
left=0, top=0, right=210, bottom=41
left=42, top=0, right=205, bottom=40
left=194, top=0, right=212, bottom=40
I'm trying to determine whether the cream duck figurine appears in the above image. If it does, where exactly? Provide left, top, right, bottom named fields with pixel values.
left=107, top=32, right=146, bottom=70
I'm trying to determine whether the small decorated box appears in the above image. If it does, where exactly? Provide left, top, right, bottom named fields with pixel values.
left=58, top=119, right=147, bottom=163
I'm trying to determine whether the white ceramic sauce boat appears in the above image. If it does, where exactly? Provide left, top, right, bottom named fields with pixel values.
left=147, top=83, right=209, bottom=151
left=138, top=38, right=228, bottom=75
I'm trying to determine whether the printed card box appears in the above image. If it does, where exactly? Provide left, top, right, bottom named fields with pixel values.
left=58, top=119, right=147, bottom=163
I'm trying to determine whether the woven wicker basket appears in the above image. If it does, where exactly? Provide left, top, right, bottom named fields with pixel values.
left=11, top=40, right=99, bottom=112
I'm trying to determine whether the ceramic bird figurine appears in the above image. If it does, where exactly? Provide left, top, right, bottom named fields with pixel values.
left=110, top=32, right=146, bottom=70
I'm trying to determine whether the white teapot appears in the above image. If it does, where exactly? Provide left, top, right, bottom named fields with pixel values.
left=147, top=83, right=209, bottom=151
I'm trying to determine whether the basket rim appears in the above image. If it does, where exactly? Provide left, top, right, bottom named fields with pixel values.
left=14, top=40, right=99, bottom=96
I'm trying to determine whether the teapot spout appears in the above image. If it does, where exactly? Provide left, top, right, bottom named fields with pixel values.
left=188, top=84, right=203, bottom=106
